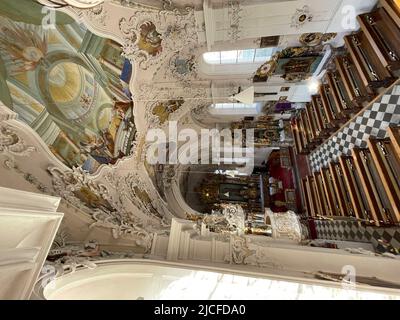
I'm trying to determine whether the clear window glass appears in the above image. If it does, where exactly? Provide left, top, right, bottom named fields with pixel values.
left=203, top=48, right=275, bottom=65
left=237, top=49, right=255, bottom=63
left=213, top=103, right=259, bottom=109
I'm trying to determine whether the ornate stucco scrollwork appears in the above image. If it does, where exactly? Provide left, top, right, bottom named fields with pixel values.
left=227, top=0, right=243, bottom=42
left=161, top=164, right=177, bottom=188
left=230, top=235, right=255, bottom=264
left=119, top=6, right=198, bottom=70
left=0, top=104, right=18, bottom=122
left=2, top=157, right=49, bottom=193
left=199, top=205, right=246, bottom=236
left=222, top=204, right=246, bottom=235
left=0, top=103, right=36, bottom=157
left=89, top=211, right=154, bottom=250
left=171, top=55, right=197, bottom=82
left=137, top=84, right=209, bottom=129
left=0, top=124, right=36, bottom=157
left=267, top=209, right=302, bottom=241
left=146, top=98, right=185, bottom=128
left=72, top=3, right=109, bottom=27
left=83, top=4, right=108, bottom=26
left=48, top=166, right=110, bottom=210
left=164, top=48, right=199, bottom=83
left=191, top=104, right=209, bottom=120
left=40, top=238, right=145, bottom=289
left=117, top=171, right=167, bottom=221
left=47, top=166, right=155, bottom=251
left=136, top=83, right=209, bottom=103
left=229, top=235, right=283, bottom=269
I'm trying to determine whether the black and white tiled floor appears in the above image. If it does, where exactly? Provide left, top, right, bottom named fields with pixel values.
left=309, top=84, right=400, bottom=252
left=309, top=84, right=400, bottom=171
left=315, top=220, right=400, bottom=252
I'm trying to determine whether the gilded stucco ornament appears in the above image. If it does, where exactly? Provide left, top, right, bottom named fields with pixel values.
left=47, top=166, right=156, bottom=251
left=138, top=84, right=209, bottom=129
left=291, top=5, right=313, bottom=29
left=299, top=32, right=337, bottom=46
left=119, top=7, right=198, bottom=70
left=117, top=171, right=170, bottom=221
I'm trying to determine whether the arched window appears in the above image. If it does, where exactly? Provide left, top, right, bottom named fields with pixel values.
left=203, top=48, right=275, bottom=65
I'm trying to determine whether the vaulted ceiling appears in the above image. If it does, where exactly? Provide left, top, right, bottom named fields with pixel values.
left=0, top=0, right=379, bottom=253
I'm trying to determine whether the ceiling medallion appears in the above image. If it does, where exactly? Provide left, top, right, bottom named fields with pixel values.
left=290, top=5, right=313, bottom=29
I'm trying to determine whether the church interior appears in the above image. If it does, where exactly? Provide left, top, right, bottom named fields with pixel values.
left=1, top=0, right=400, bottom=300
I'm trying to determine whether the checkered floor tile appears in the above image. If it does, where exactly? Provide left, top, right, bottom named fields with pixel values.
left=309, top=85, right=400, bottom=171
left=315, top=220, right=400, bottom=252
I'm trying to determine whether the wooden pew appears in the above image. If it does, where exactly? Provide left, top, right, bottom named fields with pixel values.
left=291, top=120, right=308, bottom=155
left=301, top=109, right=317, bottom=144
left=328, top=162, right=354, bottom=217
left=311, top=95, right=336, bottom=134
left=320, top=167, right=340, bottom=216
left=326, top=71, right=359, bottom=115
left=301, top=177, right=312, bottom=216
left=291, top=124, right=300, bottom=155
left=380, top=0, right=400, bottom=30
left=313, top=171, right=332, bottom=216
left=306, top=176, right=322, bottom=217
left=334, top=55, right=375, bottom=104
left=298, top=112, right=312, bottom=148
left=339, top=156, right=372, bottom=223
left=310, top=95, right=326, bottom=135
left=367, top=136, right=400, bottom=223
left=351, top=148, right=395, bottom=226
left=305, top=103, right=321, bottom=140
left=387, top=126, right=400, bottom=163
left=319, top=85, right=342, bottom=125
left=358, top=7, right=400, bottom=71
left=344, top=32, right=395, bottom=89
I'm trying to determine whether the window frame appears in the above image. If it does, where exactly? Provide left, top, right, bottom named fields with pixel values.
left=203, top=48, right=275, bottom=65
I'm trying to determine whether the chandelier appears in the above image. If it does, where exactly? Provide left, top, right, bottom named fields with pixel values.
left=36, top=0, right=104, bottom=9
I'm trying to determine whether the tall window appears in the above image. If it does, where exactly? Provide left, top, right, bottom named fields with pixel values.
left=212, top=103, right=259, bottom=110
left=209, top=103, right=261, bottom=116
left=203, top=48, right=275, bottom=65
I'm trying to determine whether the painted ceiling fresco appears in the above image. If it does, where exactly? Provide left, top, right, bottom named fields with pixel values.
left=0, top=0, right=135, bottom=173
